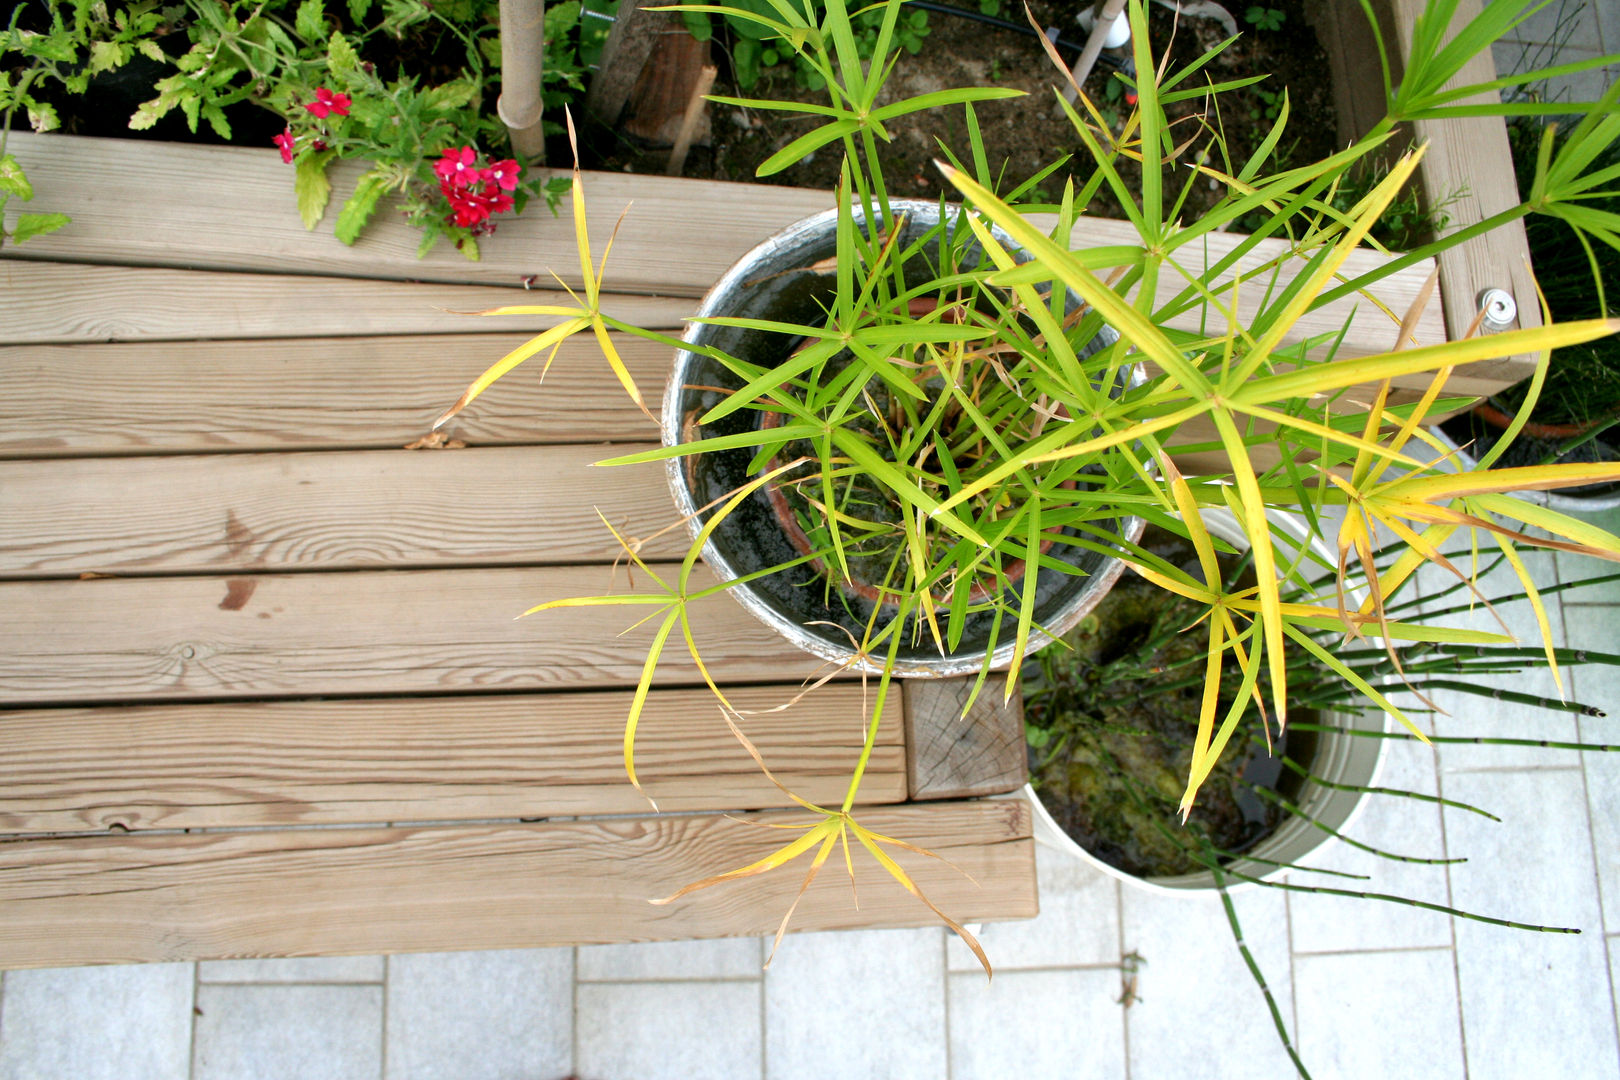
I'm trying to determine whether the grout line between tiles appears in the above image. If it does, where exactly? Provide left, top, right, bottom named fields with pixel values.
left=941, top=931, right=953, bottom=1080
left=1282, top=886, right=1300, bottom=1046
left=571, top=946, right=580, bottom=1080
left=577, top=975, right=771, bottom=986
left=1439, top=764, right=1584, bottom=775
left=759, top=938, right=769, bottom=1080
left=189, top=962, right=199, bottom=1080
left=195, top=979, right=390, bottom=987
left=1117, top=877, right=1131, bottom=1080
left=379, top=956, right=389, bottom=1080
left=1292, top=942, right=1468, bottom=960
left=1434, top=727, right=1471, bottom=1078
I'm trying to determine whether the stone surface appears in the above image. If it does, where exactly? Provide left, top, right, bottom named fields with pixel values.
left=946, top=842, right=1120, bottom=972
left=198, top=956, right=384, bottom=983
left=578, top=936, right=763, bottom=981
left=1578, top=652, right=1620, bottom=933
left=764, top=927, right=945, bottom=1080
left=192, top=984, right=382, bottom=1080
left=386, top=950, right=572, bottom=1080
left=1120, top=885, right=1299, bottom=1079
left=576, top=980, right=760, bottom=1080
left=1445, top=769, right=1618, bottom=1080
left=0, top=964, right=193, bottom=1080
left=947, top=968, right=1124, bottom=1080
left=1294, top=949, right=1466, bottom=1079
left=1287, top=733, right=1456, bottom=953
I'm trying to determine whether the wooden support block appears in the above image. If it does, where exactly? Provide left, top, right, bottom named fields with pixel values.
left=623, top=28, right=712, bottom=147
left=586, top=1, right=668, bottom=126
left=0, top=798, right=1036, bottom=969
left=903, top=678, right=1027, bottom=800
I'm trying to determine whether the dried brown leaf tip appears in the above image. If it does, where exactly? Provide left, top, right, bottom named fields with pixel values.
left=404, top=431, right=467, bottom=450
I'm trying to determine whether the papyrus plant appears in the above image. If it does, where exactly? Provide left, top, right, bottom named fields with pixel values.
left=434, top=0, right=1620, bottom=971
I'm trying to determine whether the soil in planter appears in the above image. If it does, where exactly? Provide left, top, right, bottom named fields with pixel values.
left=585, top=0, right=1342, bottom=221
left=1023, top=524, right=1313, bottom=878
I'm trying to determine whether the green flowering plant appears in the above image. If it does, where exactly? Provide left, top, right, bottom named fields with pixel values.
left=2, top=0, right=584, bottom=257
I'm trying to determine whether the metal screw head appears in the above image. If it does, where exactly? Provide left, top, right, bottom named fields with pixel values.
left=1478, top=288, right=1517, bottom=332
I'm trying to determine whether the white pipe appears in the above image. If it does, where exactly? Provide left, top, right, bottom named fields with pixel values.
left=498, top=0, right=547, bottom=162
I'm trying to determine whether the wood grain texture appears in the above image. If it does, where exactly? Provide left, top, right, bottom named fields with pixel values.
left=0, top=260, right=694, bottom=345
left=0, top=797, right=1034, bottom=969
left=0, top=134, right=1452, bottom=360
left=1, top=131, right=835, bottom=295
left=586, top=0, right=667, bottom=124
left=0, top=685, right=904, bottom=833
left=0, top=334, right=669, bottom=457
left=902, top=678, right=1026, bottom=800
left=0, top=564, right=840, bottom=705
left=0, top=445, right=686, bottom=576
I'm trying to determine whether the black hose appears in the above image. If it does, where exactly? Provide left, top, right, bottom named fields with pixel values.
left=906, top=0, right=1130, bottom=70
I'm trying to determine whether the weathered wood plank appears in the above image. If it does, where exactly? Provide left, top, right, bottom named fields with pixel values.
left=903, top=678, right=1027, bottom=801
left=0, top=685, right=904, bottom=833
left=0, top=261, right=693, bottom=345
left=0, top=334, right=669, bottom=457
left=1, top=131, right=834, bottom=295
left=0, top=134, right=1451, bottom=360
left=0, top=445, right=684, bottom=577
left=0, top=797, right=1035, bottom=968
left=0, top=565, right=836, bottom=705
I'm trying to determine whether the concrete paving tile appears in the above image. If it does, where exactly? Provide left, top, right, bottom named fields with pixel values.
left=386, top=950, right=571, bottom=1080
left=946, top=842, right=1120, bottom=972
left=1120, top=885, right=1299, bottom=1078
left=947, top=968, right=1124, bottom=1080
left=1294, top=949, right=1465, bottom=1080
left=1444, top=769, right=1617, bottom=1080
left=1287, top=735, right=1455, bottom=953
left=1577, top=653, right=1620, bottom=933
left=1501, top=0, right=1604, bottom=47
left=198, top=956, right=384, bottom=983
left=193, top=983, right=382, bottom=1080
left=578, top=936, right=763, bottom=981
left=577, top=980, right=759, bottom=1080
left=764, top=927, right=944, bottom=1080
left=1415, top=549, right=1584, bottom=770
left=0, top=964, right=192, bottom=1080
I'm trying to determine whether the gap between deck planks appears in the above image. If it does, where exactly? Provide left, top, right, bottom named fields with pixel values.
left=0, top=685, right=906, bottom=833
left=0, top=798, right=1035, bottom=969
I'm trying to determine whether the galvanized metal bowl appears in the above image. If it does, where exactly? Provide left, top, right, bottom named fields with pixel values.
left=662, top=200, right=1143, bottom=676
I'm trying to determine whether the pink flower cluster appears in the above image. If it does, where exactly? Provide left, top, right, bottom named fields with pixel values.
left=434, top=146, right=521, bottom=230
left=274, top=87, right=352, bottom=163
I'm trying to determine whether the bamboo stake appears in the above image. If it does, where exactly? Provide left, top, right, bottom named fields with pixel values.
left=665, top=63, right=717, bottom=176
left=498, top=0, right=548, bottom=163
left=1063, top=0, right=1127, bottom=104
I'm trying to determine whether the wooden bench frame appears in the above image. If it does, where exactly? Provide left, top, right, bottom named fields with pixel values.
left=0, top=13, right=1528, bottom=964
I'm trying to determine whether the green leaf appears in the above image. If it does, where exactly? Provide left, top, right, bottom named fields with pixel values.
left=136, top=38, right=166, bottom=63
left=0, top=156, right=33, bottom=201
left=87, top=39, right=128, bottom=76
left=349, top=0, right=373, bottom=21
left=295, top=150, right=336, bottom=230
left=333, top=169, right=390, bottom=245
left=296, top=0, right=329, bottom=42
left=328, top=31, right=359, bottom=74
left=10, top=212, right=70, bottom=245
left=26, top=100, right=60, bottom=133
left=201, top=103, right=231, bottom=140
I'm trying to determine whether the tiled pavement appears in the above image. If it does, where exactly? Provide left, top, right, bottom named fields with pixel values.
left=4, top=529, right=1618, bottom=1080
left=6, top=4, right=1620, bottom=1077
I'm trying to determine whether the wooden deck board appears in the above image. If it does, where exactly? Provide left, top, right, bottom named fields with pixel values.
left=0, top=131, right=835, bottom=295
left=0, top=686, right=905, bottom=833
left=0, top=798, right=1034, bottom=969
left=0, top=335, right=668, bottom=457
left=0, top=261, right=694, bottom=345
left=0, top=565, right=838, bottom=705
left=0, top=445, right=684, bottom=576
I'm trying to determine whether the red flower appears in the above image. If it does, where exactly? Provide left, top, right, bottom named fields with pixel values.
left=484, top=158, right=520, bottom=192
left=304, top=87, right=351, bottom=119
left=434, top=146, right=480, bottom=189
left=441, top=181, right=493, bottom=227
left=273, top=127, right=295, bottom=164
